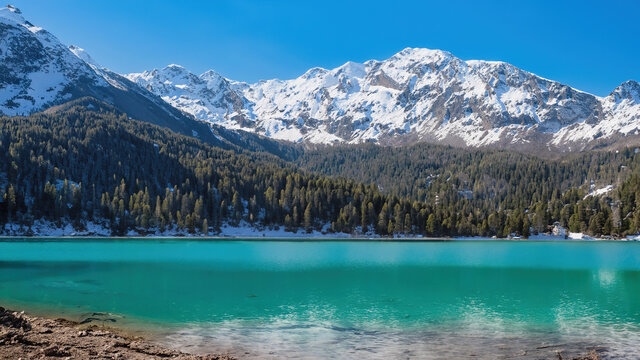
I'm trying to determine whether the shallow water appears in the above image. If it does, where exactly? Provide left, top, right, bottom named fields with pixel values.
left=0, top=239, right=639, bottom=358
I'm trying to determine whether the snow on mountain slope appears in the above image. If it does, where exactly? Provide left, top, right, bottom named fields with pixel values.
left=0, top=5, right=233, bottom=147
left=3, top=4, right=638, bottom=153
left=68, top=45, right=129, bottom=91
left=128, top=48, right=640, bottom=152
left=552, top=80, right=640, bottom=146
left=0, top=5, right=107, bottom=115
left=126, top=65, right=252, bottom=129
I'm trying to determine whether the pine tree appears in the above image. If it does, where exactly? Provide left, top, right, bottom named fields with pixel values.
left=6, top=185, right=16, bottom=222
left=232, top=191, right=242, bottom=222
left=394, top=203, right=403, bottom=233
left=304, top=203, right=313, bottom=232
left=377, top=203, right=388, bottom=234
left=154, top=195, right=163, bottom=229
left=361, top=203, right=368, bottom=233
left=202, top=218, right=209, bottom=235
left=522, top=216, right=531, bottom=238
left=404, top=213, right=411, bottom=234
left=568, top=213, right=581, bottom=233
left=426, top=213, right=436, bottom=235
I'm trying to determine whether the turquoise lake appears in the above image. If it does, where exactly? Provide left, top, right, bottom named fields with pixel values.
left=0, top=239, right=639, bottom=359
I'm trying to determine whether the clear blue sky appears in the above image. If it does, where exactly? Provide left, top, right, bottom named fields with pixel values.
left=9, top=0, right=640, bottom=96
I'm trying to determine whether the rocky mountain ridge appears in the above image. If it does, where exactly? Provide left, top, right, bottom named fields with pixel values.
left=0, top=5, right=224, bottom=146
left=0, top=5, right=297, bottom=154
left=127, top=50, right=640, bottom=153
left=1, top=5, right=638, bottom=153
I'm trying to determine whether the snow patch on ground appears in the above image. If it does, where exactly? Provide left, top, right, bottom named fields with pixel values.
left=1, top=219, right=637, bottom=241
left=217, top=222, right=350, bottom=238
left=0, top=219, right=111, bottom=236
left=0, top=219, right=353, bottom=238
left=567, top=232, right=597, bottom=241
left=584, top=185, right=613, bottom=199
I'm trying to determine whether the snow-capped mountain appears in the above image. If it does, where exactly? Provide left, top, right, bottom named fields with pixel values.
left=126, top=65, right=250, bottom=129
left=551, top=80, right=640, bottom=148
left=128, top=49, right=640, bottom=152
left=0, top=5, right=223, bottom=145
left=0, top=5, right=104, bottom=115
left=2, top=4, right=638, bottom=153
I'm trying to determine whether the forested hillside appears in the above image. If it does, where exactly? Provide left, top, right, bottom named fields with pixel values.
left=1, top=101, right=640, bottom=237
left=297, top=143, right=640, bottom=201
left=295, top=143, right=640, bottom=237
left=0, top=103, right=380, bottom=235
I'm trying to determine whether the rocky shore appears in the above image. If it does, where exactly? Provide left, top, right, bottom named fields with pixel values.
left=0, top=306, right=607, bottom=360
left=0, top=307, right=234, bottom=359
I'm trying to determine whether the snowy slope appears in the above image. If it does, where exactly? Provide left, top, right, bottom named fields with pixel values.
left=3, top=3, right=638, bottom=153
left=0, top=5, right=107, bottom=115
left=552, top=80, right=640, bottom=147
left=128, top=48, right=640, bottom=152
left=126, top=65, right=252, bottom=129
left=0, top=5, right=229, bottom=146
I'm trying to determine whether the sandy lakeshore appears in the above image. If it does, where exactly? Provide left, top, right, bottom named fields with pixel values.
left=0, top=307, right=234, bottom=359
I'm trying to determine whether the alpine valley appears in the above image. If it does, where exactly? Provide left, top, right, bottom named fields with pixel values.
left=2, top=4, right=640, bottom=239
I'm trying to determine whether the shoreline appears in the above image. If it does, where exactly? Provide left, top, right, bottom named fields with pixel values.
left=2, top=219, right=639, bottom=242
left=0, top=306, right=606, bottom=360
left=0, top=306, right=234, bottom=359
left=0, top=235, right=638, bottom=242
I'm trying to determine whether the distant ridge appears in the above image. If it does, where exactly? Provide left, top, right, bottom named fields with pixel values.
left=1, top=5, right=639, bottom=153
left=128, top=50, right=640, bottom=153
left=0, top=5, right=294, bottom=156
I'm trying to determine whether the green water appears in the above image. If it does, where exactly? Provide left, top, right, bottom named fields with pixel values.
left=0, top=239, right=639, bottom=359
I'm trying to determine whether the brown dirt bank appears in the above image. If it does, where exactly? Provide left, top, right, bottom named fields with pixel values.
left=0, top=307, right=234, bottom=359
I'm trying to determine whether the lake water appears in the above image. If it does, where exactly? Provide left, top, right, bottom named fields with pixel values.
left=0, top=239, right=639, bottom=359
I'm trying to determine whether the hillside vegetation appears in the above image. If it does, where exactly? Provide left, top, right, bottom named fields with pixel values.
left=1, top=103, right=640, bottom=237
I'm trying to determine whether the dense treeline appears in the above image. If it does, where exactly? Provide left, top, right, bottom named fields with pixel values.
left=297, top=143, right=640, bottom=202
left=0, top=106, right=472, bottom=237
left=1, top=104, right=640, bottom=237
left=295, top=143, right=640, bottom=237
left=0, top=107, right=389, bottom=235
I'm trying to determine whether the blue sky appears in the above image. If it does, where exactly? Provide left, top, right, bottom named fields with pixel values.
left=10, top=0, right=640, bottom=96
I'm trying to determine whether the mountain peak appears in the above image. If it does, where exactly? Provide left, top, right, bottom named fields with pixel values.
left=620, top=79, right=640, bottom=89
left=132, top=45, right=640, bottom=151
left=0, top=5, right=111, bottom=115
left=200, top=69, right=229, bottom=89
left=609, top=80, right=640, bottom=104
left=300, top=67, right=329, bottom=80
left=166, top=64, right=185, bottom=70
left=201, top=69, right=223, bottom=79
left=1, top=4, right=26, bottom=24
left=393, top=47, right=455, bottom=61
left=6, top=4, right=20, bottom=13
left=69, top=45, right=102, bottom=69
left=332, top=61, right=366, bottom=78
